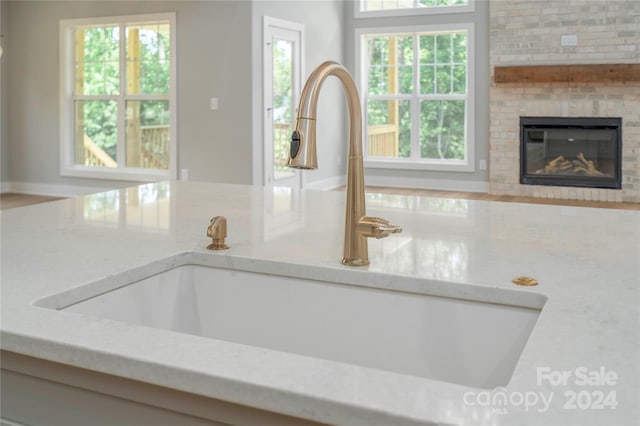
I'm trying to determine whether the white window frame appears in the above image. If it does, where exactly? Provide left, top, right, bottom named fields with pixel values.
left=355, top=0, right=474, bottom=19
left=356, top=23, right=475, bottom=172
left=59, top=13, right=177, bottom=182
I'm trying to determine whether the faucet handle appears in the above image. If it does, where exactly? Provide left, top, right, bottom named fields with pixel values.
left=207, top=216, right=230, bottom=250
left=358, top=216, right=403, bottom=239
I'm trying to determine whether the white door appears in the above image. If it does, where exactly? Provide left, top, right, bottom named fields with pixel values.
left=263, top=17, right=304, bottom=188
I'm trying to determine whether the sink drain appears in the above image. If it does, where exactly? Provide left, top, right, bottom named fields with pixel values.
left=512, top=276, right=539, bottom=286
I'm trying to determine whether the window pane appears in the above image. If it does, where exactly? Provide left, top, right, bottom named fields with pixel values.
left=436, top=34, right=452, bottom=63
left=367, top=99, right=410, bottom=159
left=396, top=35, right=413, bottom=94
left=419, top=0, right=468, bottom=6
left=272, top=38, right=295, bottom=180
left=398, top=35, right=414, bottom=64
left=436, top=65, right=452, bottom=94
left=368, top=36, right=387, bottom=65
left=127, top=22, right=170, bottom=95
left=452, top=32, right=467, bottom=63
left=77, top=26, right=119, bottom=96
left=420, top=65, right=435, bottom=94
left=126, top=101, right=170, bottom=169
left=363, top=0, right=468, bottom=11
left=363, top=0, right=411, bottom=11
left=419, top=34, right=435, bottom=64
left=399, top=65, right=413, bottom=94
left=368, top=65, right=389, bottom=95
left=420, top=100, right=465, bottom=160
left=425, top=31, right=466, bottom=95
left=452, top=64, right=466, bottom=93
left=366, top=35, right=413, bottom=95
left=75, top=100, right=118, bottom=167
left=366, top=35, right=389, bottom=95
left=419, top=34, right=435, bottom=95
left=398, top=100, right=411, bottom=158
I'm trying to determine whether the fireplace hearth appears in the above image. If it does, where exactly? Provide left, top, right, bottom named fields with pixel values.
left=520, top=117, right=622, bottom=190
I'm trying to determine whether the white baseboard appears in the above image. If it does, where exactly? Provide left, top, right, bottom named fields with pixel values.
left=364, top=175, right=489, bottom=193
left=1, top=181, right=110, bottom=198
left=302, top=174, right=489, bottom=193
left=304, top=175, right=346, bottom=191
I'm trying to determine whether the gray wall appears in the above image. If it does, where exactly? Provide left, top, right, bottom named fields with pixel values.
left=343, top=0, right=490, bottom=190
left=251, top=0, right=345, bottom=187
left=3, top=0, right=253, bottom=191
left=2, top=0, right=490, bottom=194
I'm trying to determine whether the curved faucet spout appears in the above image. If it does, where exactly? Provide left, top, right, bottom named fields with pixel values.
left=287, top=61, right=402, bottom=267
left=287, top=61, right=363, bottom=171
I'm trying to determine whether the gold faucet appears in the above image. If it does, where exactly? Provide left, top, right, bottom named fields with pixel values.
left=206, top=216, right=229, bottom=250
left=288, top=61, right=402, bottom=266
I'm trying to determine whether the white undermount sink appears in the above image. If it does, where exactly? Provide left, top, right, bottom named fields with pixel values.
left=36, top=254, right=545, bottom=389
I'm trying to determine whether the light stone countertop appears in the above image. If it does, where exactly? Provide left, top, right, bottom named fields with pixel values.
left=1, top=181, right=639, bottom=425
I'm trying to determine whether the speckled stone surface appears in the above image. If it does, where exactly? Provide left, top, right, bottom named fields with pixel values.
left=2, top=182, right=639, bottom=425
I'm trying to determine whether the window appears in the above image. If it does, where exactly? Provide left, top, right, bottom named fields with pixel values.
left=60, top=14, right=176, bottom=181
left=356, top=0, right=473, bottom=18
left=357, top=24, right=474, bottom=171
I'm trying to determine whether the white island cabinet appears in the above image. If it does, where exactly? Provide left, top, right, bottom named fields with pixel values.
left=2, top=182, right=639, bottom=426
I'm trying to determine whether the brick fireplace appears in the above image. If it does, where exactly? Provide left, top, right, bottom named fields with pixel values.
left=489, top=0, right=640, bottom=203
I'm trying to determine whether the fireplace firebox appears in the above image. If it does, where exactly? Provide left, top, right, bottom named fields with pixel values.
left=520, top=117, right=622, bottom=189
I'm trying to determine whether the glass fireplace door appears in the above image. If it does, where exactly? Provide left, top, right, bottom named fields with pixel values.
left=520, top=117, right=621, bottom=189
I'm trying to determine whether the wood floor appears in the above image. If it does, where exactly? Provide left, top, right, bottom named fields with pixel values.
left=0, top=193, right=65, bottom=210
left=337, top=186, right=640, bottom=210
left=2, top=188, right=639, bottom=211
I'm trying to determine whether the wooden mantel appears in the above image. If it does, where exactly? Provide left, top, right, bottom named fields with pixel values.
left=494, top=63, right=640, bottom=84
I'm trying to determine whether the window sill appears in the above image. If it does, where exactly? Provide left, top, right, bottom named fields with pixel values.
left=364, top=158, right=475, bottom=172
left=61, top=166, right=174, bottom=182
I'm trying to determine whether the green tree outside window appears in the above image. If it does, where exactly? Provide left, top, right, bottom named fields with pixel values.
left=364, top=30, right=467, bottom=161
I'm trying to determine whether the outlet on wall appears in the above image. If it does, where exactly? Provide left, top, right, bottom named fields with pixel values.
left=479, top=159, right=487, bottom=170
left=181, top=168, right=189, bottom=181
left=561, top=34, right=578, bottom=46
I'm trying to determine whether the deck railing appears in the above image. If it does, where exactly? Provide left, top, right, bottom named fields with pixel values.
left=272, top=122, right=400, bottom=162
left=139, top=125, right=170, bottom=169
left=83, top=125, right=169, bottom=169
left=274, top=123, right=292, bottom=173
left=83, top=135, right=117, bottom=168
left=367, top=124, right=398, bottom=158
left=84, top=123, right=397, bottom=169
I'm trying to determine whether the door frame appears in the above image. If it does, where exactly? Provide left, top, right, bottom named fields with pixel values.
left=262, top=16, right=305, bottom=188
